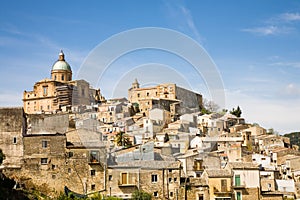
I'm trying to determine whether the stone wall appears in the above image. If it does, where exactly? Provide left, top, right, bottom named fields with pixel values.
left=0, top=107, right=25, bottom=167
left=107, top=167, right=181, bottom=199
left=175, top=86, right=202, bottom=110
left=28, top=114, right=69, bottom=134
left=65, top=148, right=105, bottom=195
left=13, top=133, right=106, bottom=196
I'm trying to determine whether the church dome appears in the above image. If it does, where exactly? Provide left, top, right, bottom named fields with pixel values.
left=51, top=51, right=71, bottom=71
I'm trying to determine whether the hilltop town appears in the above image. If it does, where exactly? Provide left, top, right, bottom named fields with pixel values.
left=0, top=52, right=300, bottom=200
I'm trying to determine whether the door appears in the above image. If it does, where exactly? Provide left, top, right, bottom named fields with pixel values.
left=121, top=173, right=128, bottom=184
left=235, top=175, right=241, bottom=186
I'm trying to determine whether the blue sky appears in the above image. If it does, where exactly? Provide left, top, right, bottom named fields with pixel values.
left=1, top=1, right=300, bottom=134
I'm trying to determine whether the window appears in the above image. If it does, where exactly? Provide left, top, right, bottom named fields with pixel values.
left=91, top=170, right=96, bottom=176
left=236, top=191, right=242, bottom=200
left=221, top=179, right=227, bottom=192
left=90, top=151, right=100, bottom=163
left=147, top=92, right=149, bottom=96
left=52, top=174, right=56, bottom=179
left=68, top=168, right=71, bottom=173
left=43, top=86, right=48, bottom=96
left=121, top=173, right=128, bottom=184
left=151, top=174, right=158, bottom=183
left=170, top=192, right=173, bottom=197
left=13, top=137, right=17, bottom=144
left=137, top=93, right=140, bottom=98
left=174, top=177, right=177, bottom=182
left=268, top=183, right=272, bottom=191
left=42, top=140, right=48, bottom=148
left=235, top=175, right=241, bottom=186
left=91, top=184, right=95, bottom=190
left=169, top=178, right=172, bottom=183
left=68, top=152, right=73, bottom=158
left=169, top=169, right=172, bottom=172
left=41, top=158, right=48, bottom=164
left=61, top=75, right=64, bottom=81
left=153, top=191, right=158, bottom=197
left=109, top=175, right=112, bottom=181
left=81, top=88, right=85, bottom=96
left=54, top=75, right=57, bottom=80
left=47, top=105, right=50, bottom=110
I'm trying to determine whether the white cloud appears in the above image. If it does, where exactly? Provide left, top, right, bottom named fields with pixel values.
left=283, top=83, right=300, bottom=96
left=242, top=26, right=292, bottom=36
left=179, top=6, right=203, bottom=43
left=163, top=1, right=204, bottom=43
left=279, top=13, right=300, bottom=22
left=242, top=12, right=300, bottom=36
left=270, top=61, right=300, bottom=68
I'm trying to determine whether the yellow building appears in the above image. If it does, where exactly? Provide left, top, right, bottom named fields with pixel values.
left=128, top=79, right=203, bottom=116
left=23, top=51, right=101, bottom=114
left=202, top=169, right=232, bottom=200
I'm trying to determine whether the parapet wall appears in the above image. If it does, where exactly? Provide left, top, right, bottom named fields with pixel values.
left=28, top=114, right=69, bottom=134
left=0, top=107, right=25, bottom=133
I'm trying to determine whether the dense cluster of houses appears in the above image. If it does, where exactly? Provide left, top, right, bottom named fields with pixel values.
left=0, top=52, right=299, bottom=199
left=0, top=96, right=299, bottom=199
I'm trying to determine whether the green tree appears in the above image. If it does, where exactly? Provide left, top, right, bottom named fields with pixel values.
left=115, top=132, right=132, bottom=147
left=105, top=197, right=122, bottom=200
left=131, top=190, right=152, bottom=200
left=230, top=106, right=242, bottom=117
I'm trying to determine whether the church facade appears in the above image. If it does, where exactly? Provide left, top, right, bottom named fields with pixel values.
left=23, top=51, right=103, bottom=114
left=128, top=79, right=203, bottom=117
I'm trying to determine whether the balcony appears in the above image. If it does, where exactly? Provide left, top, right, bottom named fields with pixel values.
left=213, top=187, right=231, bottom=196
left=193, top=165, right=204, bottom=171
left=118, top=179, right=137, bottom=187
left=232, top=184, right=246, bottom=189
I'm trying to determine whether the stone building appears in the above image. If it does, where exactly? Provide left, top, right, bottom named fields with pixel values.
left=23, top=51, right=102, bottom=114
left=65, top=129, right=106, bottom=195
left=106, top=142, right=181, bottom=199
left=227, top=162, right=260, bottom=200
left=128, top=79, right=203, bottom=116
left=202, top=169, right=232, bottom=200
left=21, top=133, right=67, bottom=194
left=0, top=107, right=26, bottom=168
